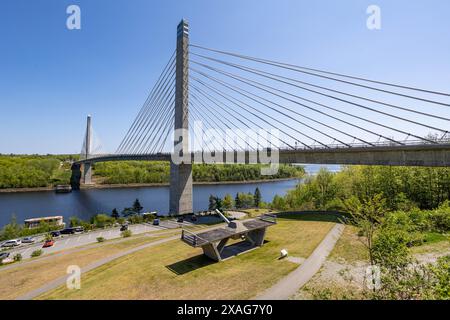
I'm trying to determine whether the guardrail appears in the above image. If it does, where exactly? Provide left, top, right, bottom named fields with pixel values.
left=258, top=213, right=277, bottom=224
left=181, top=228, right=208, bottom=247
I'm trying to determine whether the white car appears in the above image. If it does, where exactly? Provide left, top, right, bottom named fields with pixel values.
left=1, top=239, right=22, bottom=247
left=22, top=237, right=35, bottom=243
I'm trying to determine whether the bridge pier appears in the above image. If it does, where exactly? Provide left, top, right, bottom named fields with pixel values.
left=169, top=20, right=193, bottom=215
left=83, top=162, right=93, bottom=185
left=70, top=163, right=81, bottom=190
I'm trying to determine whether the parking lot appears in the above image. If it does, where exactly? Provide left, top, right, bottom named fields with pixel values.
left=1, top=219, right=199, bottom=260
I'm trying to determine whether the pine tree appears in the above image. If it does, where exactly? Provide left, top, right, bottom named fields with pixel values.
left=208, top=194, right=217, bottom=211
left=254, top=187, right=262, bottom=208
left=111, top=208, right=119, bottom=219
left=235, top=193, right=242, bottom=209
left=215, top=197, right=223, bottom=211
left=132, top=199, right=143, bottom=213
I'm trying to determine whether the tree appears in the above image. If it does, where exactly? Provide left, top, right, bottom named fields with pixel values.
left=345, top=193, right=387, bottom=290
left=208, top=194, right=217, bottom=211
left=132, top=199, right=143, bottom=213
left=215, top=197, right=223, bottom=212
left=0, top=214, right=22, bottom=241
left=254, top=187, right=262, bottom=208
left=235, top=193, right=242, bottom=209
left=111, top=208, right=120, bottom=219
left=223, top=194, right=234, bottom=209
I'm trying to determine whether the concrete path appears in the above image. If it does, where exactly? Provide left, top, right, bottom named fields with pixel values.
left=16, top=235, right=180, bottom=300
left=254, top=223, right=344, bottom=300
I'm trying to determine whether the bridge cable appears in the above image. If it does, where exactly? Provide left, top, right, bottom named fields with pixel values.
left=191, top=62, right=374, bottom=147
left=190, top=44, right=450, bottom=103
left=136, top=91, right=175, bottom=154
left=127, top=77, right=175, bottom=154
left=191, top=84, right=294, bottom=150
left=191, top=52, right=450, bottom=124
left=117, top=52, right=175, bottom=153
left=189, top=100, right=245, bottom=152
left=190, top=65, right=406, bottom=146
left=190, top=63, right=437, bottom=145
left=118, top=64, right=175, bottom=153
left=190, top=76, right=306, bottom=149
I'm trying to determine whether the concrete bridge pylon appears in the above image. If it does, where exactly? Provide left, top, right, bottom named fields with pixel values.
left=169, top=20, right=193, bottom=215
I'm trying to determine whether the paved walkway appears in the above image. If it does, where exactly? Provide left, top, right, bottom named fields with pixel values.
left=254, top=223, right=344, bottom=300
left=16, top=235, right=180, bottom=300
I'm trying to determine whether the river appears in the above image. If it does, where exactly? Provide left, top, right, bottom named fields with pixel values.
left=0, top=164, right=340, bottom=227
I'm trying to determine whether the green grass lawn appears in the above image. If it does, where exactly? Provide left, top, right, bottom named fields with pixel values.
left=0, top=232, right=180, bottom=300
left=39, top=213, right=339, bottom=300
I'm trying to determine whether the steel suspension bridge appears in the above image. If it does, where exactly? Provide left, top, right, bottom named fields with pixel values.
left=71, top=20, right=450, bottom=214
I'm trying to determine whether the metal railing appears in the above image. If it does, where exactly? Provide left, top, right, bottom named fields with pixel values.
left=181, top=228, right=208, bottom=246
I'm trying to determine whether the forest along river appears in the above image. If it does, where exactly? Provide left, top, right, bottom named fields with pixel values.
left=0, top=164, right=340, bottom=227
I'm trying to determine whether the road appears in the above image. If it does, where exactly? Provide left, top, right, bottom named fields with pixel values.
left=254, top=223, right=344, bottom=300
left=2, top=219, right=195, bottom=260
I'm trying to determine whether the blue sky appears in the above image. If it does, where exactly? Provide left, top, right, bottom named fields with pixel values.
left=0, top=0, right=449, bottom=154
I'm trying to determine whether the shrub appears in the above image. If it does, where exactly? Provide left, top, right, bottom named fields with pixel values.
left=31, top=249, right=43, bottom=257
left=96, top=237, right=105, bottom=243
left=121, top=230, right=132, bottom=238
left=430, top=209, right=450, bottom=233
left=13, top=253, right=22, bottom=262
left=91, top=214, right=115, bottom=228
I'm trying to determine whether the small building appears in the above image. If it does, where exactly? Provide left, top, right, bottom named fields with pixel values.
left=24, top=216, right=65, bottom=229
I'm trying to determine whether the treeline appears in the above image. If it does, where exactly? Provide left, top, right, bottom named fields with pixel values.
left=0, top=155, right=77, bottom=189
left=94, top=162, right=304, bottom=184
left=0, top=155, right=303, bottom=189
left=271, top=166, right=450, bottom=212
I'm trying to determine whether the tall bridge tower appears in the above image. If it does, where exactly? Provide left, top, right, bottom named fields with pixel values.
left=169, top=20, right=193, bottom=214
left=82, top=115, right=93, bottom=184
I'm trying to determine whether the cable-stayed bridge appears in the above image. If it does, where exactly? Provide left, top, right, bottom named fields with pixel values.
left=71, top=20, right=450, bottom=215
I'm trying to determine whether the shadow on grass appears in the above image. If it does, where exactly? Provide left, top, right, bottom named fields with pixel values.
left=276, top=211, right=351, bottom=224
left=166, top=240, right=271, bottom=275
left=166, top=255, right=216, bottom=275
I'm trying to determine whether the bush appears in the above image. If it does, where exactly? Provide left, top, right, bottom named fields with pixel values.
left=430, top=208, right=450, bottom=232
left=121, top=230, right=132, bottom=238
left=91, top=214, right=115, bottom=228
left=13, top=253, right=22, bottom=262
left=128, top=215, right=144, bottom=224
left=31, top=249, right=43, bottom=257
left=96, top=237, right=105, bottom=243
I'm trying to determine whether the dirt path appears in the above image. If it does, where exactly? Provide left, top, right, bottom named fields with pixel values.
left=254, top=223, right=344, bottom=300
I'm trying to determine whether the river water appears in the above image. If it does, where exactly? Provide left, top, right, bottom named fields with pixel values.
left=0, top=164, right=340, bottom=227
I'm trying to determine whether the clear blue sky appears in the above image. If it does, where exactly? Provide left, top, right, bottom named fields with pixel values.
left=1, top=0, right=449, bottom=154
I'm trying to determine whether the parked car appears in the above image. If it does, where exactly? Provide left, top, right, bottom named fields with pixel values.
left=1, top=239, right=21, bottom=247
left=190, top=215, right=198, bottom=222
left=42, top=239, right=55, bottom=248
left=60, top=228, right=75, bottom=235
left=0, top=252, right=10, bottom=261
left=22, top=237, right=35, bottom=243
left=177, top=217, right=184, bottom=223
left=50, top=231, right=61, bottom=237
left=152, top=218, right=160, bottom=226
left=120, top=224, right=128, bottom=231
left=73, top=226, right=84, bottom=233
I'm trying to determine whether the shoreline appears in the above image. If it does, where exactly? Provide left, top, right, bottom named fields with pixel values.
left=0, top=177, right=301, bottom=194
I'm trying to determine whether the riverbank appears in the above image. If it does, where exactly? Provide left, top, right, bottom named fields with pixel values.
left=0, top=177, right=300, bottom=194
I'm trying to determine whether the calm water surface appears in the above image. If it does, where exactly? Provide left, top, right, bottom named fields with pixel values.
left=0, top=164, right=340, bottom=227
